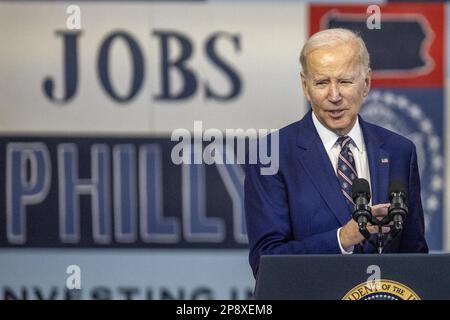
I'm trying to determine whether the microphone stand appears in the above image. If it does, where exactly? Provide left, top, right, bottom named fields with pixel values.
left=375, top=216, right=390, bottom=254
left=358, top=215, right=402, bottom=254
left=377, top=225, right=384, bottom=254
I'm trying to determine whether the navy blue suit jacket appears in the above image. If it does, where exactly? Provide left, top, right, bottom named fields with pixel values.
left=245, top=110, right=428, bottom=277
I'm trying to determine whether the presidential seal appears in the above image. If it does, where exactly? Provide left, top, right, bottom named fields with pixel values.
left=342, top=279, right=421, bottom=300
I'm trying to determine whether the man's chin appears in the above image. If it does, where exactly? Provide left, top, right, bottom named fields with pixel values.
left=326, top=121, right=352, bottom=135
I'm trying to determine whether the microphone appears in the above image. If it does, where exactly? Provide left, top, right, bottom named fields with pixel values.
left=352, top=178, right=372, bottom=231
left=388, top=181, right=408, bottom=231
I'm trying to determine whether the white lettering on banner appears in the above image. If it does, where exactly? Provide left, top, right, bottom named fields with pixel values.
left=1, top=285, right=254, bottom=300
left=6, top=143, right=51, bottom=244
left=5, top=141, right=247, bottom=245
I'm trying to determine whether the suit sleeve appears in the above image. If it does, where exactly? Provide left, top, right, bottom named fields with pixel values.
left=399, top=143, right=429, bottom=253
left=245, top=162, right=341, bottom=277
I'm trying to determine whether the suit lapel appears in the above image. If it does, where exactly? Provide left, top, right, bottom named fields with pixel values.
left=296, top=111, right=351, bottom=226
left=360, top=117, right=390, bottom=254
left=360, top=117, right=390, bottom=205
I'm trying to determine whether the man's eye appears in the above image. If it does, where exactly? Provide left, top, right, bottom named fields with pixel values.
left=340, top=80, right=353, bottom=84
left=315, top=81, right=327, bottom=86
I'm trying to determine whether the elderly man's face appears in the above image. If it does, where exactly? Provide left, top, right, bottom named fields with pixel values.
left=301, top=44, right=371, bottom=136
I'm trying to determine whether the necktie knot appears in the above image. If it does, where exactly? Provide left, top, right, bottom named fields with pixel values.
left=337, top=136, right=353, bottom=149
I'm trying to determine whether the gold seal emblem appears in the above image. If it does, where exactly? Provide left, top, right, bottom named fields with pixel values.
left=342, top=280, right=421, bottom=300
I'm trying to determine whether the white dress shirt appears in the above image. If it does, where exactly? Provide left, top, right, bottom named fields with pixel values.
left=311, top=111, right=371, bottom=254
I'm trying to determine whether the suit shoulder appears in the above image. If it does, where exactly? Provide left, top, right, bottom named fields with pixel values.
left=254, top=119, right=301, bottom=146
left=276, top=115, right=310, bottom=142
left=278, top=118, right=303, bottom=135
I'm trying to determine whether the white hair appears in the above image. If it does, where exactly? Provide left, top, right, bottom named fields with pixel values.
left=300, top=28, right=370, bottom=75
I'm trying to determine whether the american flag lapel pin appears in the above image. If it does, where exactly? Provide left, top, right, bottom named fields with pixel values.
left=381, top=158, right=389, bottom=164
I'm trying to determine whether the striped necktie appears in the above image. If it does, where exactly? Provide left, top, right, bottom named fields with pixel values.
left=336, top=136, right=358, bottom=213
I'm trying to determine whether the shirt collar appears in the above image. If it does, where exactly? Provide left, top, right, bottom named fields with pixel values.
left=311, top=110, right=364, bottom=152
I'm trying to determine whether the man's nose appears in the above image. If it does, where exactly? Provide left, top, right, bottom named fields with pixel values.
left=328, top=83, right=342, bottom=103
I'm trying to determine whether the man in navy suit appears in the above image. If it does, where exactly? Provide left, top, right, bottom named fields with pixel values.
left=245, top=28, right=428, bottom=277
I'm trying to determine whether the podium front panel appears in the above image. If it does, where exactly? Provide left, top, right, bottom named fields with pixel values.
left=254, top=254, right=450, bottom=300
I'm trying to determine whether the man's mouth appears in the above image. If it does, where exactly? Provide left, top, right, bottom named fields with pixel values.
left=328, top=109, right=345, bottom=118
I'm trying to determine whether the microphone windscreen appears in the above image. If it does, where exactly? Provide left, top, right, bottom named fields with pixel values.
left=352, top=178, right=370, bottom=201
left=389, top=180, right=407, bottom=198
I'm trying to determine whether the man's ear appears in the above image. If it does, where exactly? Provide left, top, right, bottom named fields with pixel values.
left=363, top=68, right=372, bottom=97
left=300, top=72, right=311, bottom=102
